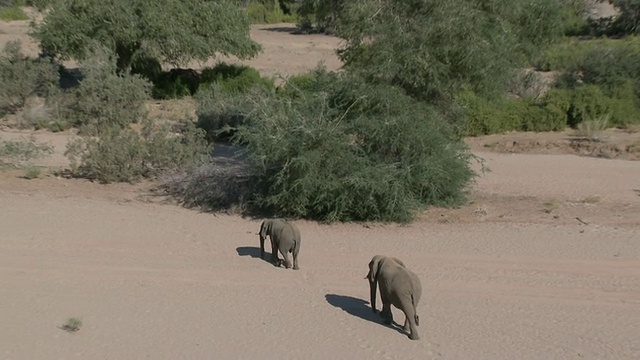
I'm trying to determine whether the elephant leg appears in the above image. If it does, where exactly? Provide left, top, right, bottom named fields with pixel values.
left=381, top=302, right=393, bottom=325
left=400, top=300, right=420, bottom=340
left=292, top=242, right=300, bottom=270
left=279, top=243, right=292, bottom=269
left=270, top=238, right=281, bottom=266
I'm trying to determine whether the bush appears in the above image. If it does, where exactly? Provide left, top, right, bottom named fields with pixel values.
left=534, top=38, right=596, bottom=71
left=150, top=68, right=200, bottom=100
left=538, top=36, right=640, bottom=128
left=545, top=85, right=640, bottom=127
left=65, top=119, right=211, bottom=183
left=276, top=72, right=320, bottom=98
left=576, top=39, right=640, bottom=97
left=214, top=72, right=477, bottom=223
left=199, top=63, right=275, bottom=94
left=142, top=63, right=274, bottom=100
left=195, top=84, right=258, bottom=142
left=65, top=47, right=152, bottom=134
left=244, top=0, right=298, bottom=24
left=610, top=0, right=640, bottom=34
left=0, top=135, right=54, bottom=168
left=160, top=160, right=256, bottom=213
left=245, top=2, right=268, bottom=23
left=194, top=64, right=276, bottom=140
left=459, top=90, right=567, bottom=136
left=0, top=40, right=59, bottom=116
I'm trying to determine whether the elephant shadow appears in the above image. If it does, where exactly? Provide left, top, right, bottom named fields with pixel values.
left=236, top=246, right=276, bottom=266
left=324, top=294, right=406, bottom=335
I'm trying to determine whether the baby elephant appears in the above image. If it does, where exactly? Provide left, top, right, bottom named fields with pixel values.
left=366, top=255, right=422, bottom=340
left=259, top=218, right=301, bottom=270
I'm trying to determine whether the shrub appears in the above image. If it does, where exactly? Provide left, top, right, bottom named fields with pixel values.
left=199, top=63, right=275, bottom=94
left=150, top=68, right=200, bottom=100
left=539, top=37, right=640, bottom=128
left=23, top=166, right=42, bottom=179
left=459, top=90, right=567, bottom=136
left=577, top=39, right=640, bottom=97
left=195, top=84, right=257, bottom=142
left=245, top=2, right=268, bottom=23
left=0, top=40, right=59, bottom=116
left=195, top=64, right=276, bottom=140
left=65, top=47, right=152, bottom=134
left=145, top=63, right=274, bottom=100
left=610, top=0, right=640, bottom=34
left=0, top=135, right=54, bottom=168
left=276, top=72, right=320, bottom=99
left=160, top=160, right=256, bottom=213
left=65, top=119, right=211, bottom=183
left=545, top=85, right=640, bottom=127
left=244, top=0, right=298, bottom=24
left=220, top=72, right=477, bottom=223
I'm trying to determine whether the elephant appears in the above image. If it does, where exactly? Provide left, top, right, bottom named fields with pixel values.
left=258, top=218, right=301, bottom=270
left=366, top=255, right=422, bottom=340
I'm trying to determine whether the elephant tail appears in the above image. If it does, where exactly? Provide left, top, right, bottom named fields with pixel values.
left=411, top=293, right=420, bottom=326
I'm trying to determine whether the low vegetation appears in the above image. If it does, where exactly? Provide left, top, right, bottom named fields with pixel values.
left=65, top=119, right=210, bottom=184
left=0, top=3, right=29, bottom=21
left=60, top=317, right=82, bottom=333
left=0, top=135, right=53, bottom=168
left=1, top=0, right=639, bottom=222
left=243, top=0, right=298, bottom=24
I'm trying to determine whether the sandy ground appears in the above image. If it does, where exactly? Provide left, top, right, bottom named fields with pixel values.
left=2, top=8, right=640, bottom=360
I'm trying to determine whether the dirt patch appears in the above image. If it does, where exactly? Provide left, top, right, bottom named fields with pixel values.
left=466, top=127, right=640, bottom=161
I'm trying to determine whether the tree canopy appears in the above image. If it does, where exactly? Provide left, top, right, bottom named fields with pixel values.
left=31, top=0, right=261, bottom=73
left=335, top=0, right=569, bottom=103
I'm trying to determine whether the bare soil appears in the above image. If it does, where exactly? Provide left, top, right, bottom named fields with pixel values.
left=1, top=10, right=640, bottom=360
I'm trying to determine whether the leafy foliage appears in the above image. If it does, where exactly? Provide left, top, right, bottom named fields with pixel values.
left=32, top=0, right=261, bottom=73
left=334, top=0, right=569, bottom=105
left=0, top=40, right=59, bottom=115
left=0, top=135, right=54, bottom=168
left=63, top=47, right=152, bottom=134
left=458, top=90, right=567, bottom=136
left=0, top=3, right=29, bottom=21
left=541, top=36, right=640, bottom=127
left=65, top=119, right=211, bottom=183
left=611, top=0, right=640, bottom=34
left=133, top=62, right=275, bottom=100
left=296, top=0, right=343, bottom=32
left=207, top=70, right=477, bottom=223
left=244, top=0, right=298, bottom=24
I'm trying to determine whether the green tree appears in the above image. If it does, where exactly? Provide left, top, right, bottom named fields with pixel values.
left=335, top=0, right=569, bottom=104
left=31, top=0, right=261, bottom=74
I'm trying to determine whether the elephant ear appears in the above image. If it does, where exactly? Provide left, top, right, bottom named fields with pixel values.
left=368, top=256, right=383, bottom=282
left=259, top=220, right=270, bottom=238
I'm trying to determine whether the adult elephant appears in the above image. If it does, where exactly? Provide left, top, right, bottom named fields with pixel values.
left=366, top=255, right=422, bottom=340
